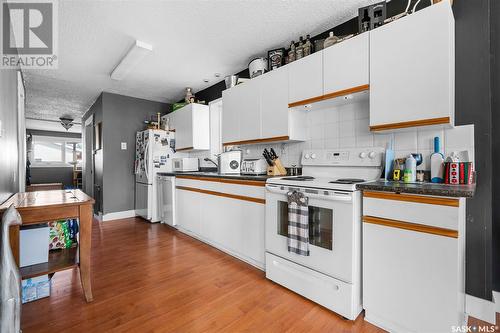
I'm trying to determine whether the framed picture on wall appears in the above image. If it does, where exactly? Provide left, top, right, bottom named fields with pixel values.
left=94, top=122, right=102, bottom=151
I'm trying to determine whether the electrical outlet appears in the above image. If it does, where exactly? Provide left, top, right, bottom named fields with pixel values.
left=121, top=142, right=127, bottom=150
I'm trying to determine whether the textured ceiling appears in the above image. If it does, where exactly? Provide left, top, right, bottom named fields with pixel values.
left=24, top=0, right=379, bottom=123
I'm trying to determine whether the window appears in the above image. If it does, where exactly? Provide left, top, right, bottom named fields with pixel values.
left=31, top=135, right=82, bottom=167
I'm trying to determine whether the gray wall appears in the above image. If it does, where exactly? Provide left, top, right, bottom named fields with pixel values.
left=102, top=92, right=169, bottom=214
left=30, top=167, right=73, bottom=188
left=82, top=94, right=103, bottom=213
left=0, top=70, right=20, bottom=204
left=82, top=92, right=170, bottom=215
left=454, top=0, right=494, bottom=300
left=491, top=0, right=500, bottom=293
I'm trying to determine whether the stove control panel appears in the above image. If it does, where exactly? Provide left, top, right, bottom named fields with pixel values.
left=301, top=148, right=384, bottom=166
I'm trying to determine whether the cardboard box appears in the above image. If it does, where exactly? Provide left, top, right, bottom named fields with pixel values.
left=20, top=224, right=49, bottom=267
left=22, top=275, right=51, bottom=303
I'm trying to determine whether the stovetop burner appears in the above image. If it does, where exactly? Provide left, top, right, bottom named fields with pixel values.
left=329, top=178, right=366, bottom=184
left=280, top=176, right=315, bottom=181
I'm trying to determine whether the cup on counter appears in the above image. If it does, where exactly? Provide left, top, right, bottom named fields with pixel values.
left=416, top=170, right=425, bottom=182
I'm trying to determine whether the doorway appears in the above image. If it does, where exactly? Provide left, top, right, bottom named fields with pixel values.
left=83, top=115, right=94, bottom=197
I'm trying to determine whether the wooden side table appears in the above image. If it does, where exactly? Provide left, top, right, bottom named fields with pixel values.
left=0, top=189, right=95, bottom=302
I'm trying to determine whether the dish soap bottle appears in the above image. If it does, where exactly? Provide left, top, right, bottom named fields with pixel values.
left=405, top=154, right=417, bottom=183
left=430, top=137, right=445, bottom=183
left=323, top=32, right=339, bottom=49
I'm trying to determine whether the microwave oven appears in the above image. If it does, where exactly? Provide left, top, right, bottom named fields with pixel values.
left=172, top=158, right=199, bottom=172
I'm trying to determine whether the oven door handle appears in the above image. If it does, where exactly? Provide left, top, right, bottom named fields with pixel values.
left=265, top=184, right=352, bottom=202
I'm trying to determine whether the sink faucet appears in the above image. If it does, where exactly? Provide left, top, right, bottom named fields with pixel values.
left=204, top=157, right=218, bottom=168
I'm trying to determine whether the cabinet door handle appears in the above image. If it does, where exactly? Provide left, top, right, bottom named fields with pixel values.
left=362, top=215, right=458, bottom=238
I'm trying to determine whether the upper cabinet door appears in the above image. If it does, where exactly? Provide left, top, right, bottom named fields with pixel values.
left=238, top=77, right=262, bottom=141
left=323, top=33, right=369, bottom=95
left=191, top=104, right=210, bottom=150
left=174, top=106, right=193, bottom=150
left=288, top=51, right=323, bottom=104
left=369, top=2, right=454, bottom=130
left=222, top=86, right=241, bottom=144
left=261, top=67, right=289, bottom=139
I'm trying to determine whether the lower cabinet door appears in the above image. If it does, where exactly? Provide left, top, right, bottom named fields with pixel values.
left=240, top=200, right=265, bottom=266
left=363, top=222, right=461, bottom=332
left=176, top=189, right=200, bottom=235
left=176, top=184, right=265, bottom=269
left=201, top=195, right=240, bottom=253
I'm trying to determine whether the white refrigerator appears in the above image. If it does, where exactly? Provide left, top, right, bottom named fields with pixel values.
left=135, top=129, right=175, bottom=222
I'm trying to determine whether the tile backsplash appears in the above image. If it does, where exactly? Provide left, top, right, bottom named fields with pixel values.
left=239, top=100, right=475, bottom=171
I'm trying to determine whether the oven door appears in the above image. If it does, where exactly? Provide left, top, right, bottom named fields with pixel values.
left=265, top=184, right=359, bottom=283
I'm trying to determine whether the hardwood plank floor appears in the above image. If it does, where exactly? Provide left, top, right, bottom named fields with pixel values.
left=21, top=217, right=498, bottom=332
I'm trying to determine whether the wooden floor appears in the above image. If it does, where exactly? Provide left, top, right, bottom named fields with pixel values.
left=21, top=217, right=498, bottom=332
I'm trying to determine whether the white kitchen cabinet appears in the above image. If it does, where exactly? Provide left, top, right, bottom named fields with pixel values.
left=175, top=188, right=201, bottom=235
left=175, top=177, right=266, bottom=269
left=201, top=194, right=240, bottom=253
left=240, top=200, right=265, bottom=265
left=170, top=103, right=209, bottom=151
left=323, top=33, right=369, bottom=95
left=362, top=190, right=466, bottom=332
left=221, top=84, right=241, bottom=144
left=237, top=76, right=262, bottom=142
left=222, top=69, right=307, bottom=146
left=288, top=51, right=323, bottom=104
left=369, top=1, right=455, bottom=131
left=261, top=66, right=289, bottom=139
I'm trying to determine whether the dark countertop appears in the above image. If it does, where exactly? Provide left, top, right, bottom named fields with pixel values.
left=357, top=180, right=476, bottom=198
left=157, top=171, right=273, bottom=182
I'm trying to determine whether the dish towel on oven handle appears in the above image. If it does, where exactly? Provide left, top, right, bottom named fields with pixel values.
left=287, top=190, right=310, bottom=256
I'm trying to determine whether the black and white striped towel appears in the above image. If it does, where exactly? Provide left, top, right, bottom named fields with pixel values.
left=287, top=191, right=310, bottom=256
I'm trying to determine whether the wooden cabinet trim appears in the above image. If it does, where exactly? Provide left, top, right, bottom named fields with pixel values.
left=288, top=95, right=325, bottom=108
left=363, top=215, right=458, bottom=238
left=176, top=147, right=194, bottom=152
left=176, top=186, right=265, bottom=204
left=223, top=136, right=289, bottom=146
left=288, top=84, right=370, bottom=108
left=176, top=175, right=266, bottom=187
left=322, top=84, right=370, bottom=102
left=369, top=117, right=451, bottom=131
left=363, top=190, right=459, bottom=207
left=18, top=205, right=80, bottom=224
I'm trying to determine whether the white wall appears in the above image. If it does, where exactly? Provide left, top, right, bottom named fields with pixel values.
left=240, top=100, right=475, bottom=170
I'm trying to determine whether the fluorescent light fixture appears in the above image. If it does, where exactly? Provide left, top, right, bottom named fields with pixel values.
left=111, top=40, right=153, bottom=80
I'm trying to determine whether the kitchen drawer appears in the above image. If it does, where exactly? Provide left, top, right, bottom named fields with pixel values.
left=265, top=252, right=360, bottom=320
left=175, top=178, right=265, bottom=200
left=363, top=191, right=462, bottom=231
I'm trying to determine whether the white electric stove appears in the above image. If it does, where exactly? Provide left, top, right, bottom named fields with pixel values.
left=265, top=147, right=384, bottom=320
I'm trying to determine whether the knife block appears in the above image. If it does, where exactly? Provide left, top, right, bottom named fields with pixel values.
left=267, top=158, right=287, bottom=176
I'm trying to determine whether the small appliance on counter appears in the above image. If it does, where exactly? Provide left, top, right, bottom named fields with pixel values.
left=172, top=157, right=199, bottom=172
left=241, top=158, right=268, bottom=175
left=219, top=150, right=242, bottom=174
